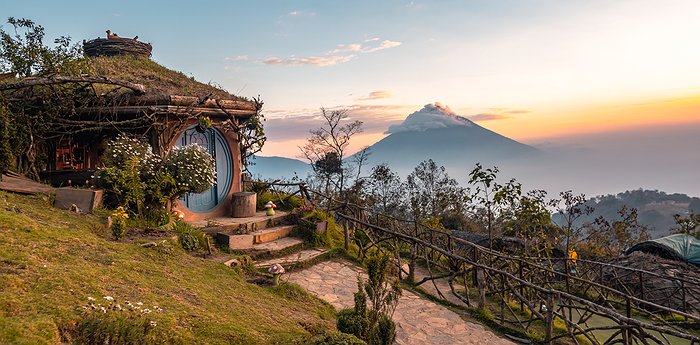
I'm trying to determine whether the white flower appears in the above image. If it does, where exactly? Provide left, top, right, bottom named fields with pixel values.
left=103, top=296, right=114, bottom=301
left=149, top=321, right=157, bottom=327
left=87, top=297, right=96, bottom=301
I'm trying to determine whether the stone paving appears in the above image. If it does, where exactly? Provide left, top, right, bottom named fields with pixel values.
left=288, top=260, right=514, bottom=345
left=255, top=248, right=327, bottom=268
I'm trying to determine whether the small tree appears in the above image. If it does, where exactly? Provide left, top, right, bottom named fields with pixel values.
left=337, top=253, right=401, bottom=345
left=553, top=191, right=594, bottom=257
left=582, top=206, right=650, bottom=256
left=300, top=108, right=363, bottom=199
left=672, top=213, right=700, bottom=236
left=0, top=17, right=85, bottom=77
left=406, top=159, right=465, bottom=222
left=366, top=164, right=404, bottom=217
left=468, top=164, right=516, bottom=250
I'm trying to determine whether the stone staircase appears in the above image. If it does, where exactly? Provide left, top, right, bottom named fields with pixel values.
left=191, top=211, right=330, bottom=270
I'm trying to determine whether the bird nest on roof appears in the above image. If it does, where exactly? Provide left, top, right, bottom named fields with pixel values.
left=83, top=37, right=152, bottom=58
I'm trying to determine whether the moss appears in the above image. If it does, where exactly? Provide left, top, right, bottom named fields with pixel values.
left=86, top=55, right=245, bottom=101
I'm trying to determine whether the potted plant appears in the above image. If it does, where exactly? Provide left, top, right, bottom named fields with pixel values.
left=195, top=115, right=212, bottom=133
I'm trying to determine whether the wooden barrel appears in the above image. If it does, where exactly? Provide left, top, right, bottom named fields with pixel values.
left=231, top=192, right=256, bottom=218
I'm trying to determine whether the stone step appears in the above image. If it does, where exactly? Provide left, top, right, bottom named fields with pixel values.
left=221, top=237, right=306, bottom=267
left=194, top=211, right=289, bottom=235
left=248, top=237, right=306, bottom=260
left=254, top=248, right=330, bottom=271
left=216, top=225, right=295, bottom=250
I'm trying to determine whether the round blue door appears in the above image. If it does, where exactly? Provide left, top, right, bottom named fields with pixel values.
left=176, top=125, right=232, bottom=213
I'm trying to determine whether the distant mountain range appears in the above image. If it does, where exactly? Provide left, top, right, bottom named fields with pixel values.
left=247, top=155, right=311, bottom=180
left=355, top=103, right=540, bottom=174
left=554, top=189, right=700, bottom=239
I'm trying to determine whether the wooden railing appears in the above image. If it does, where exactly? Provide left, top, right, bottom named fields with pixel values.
left=323, top=198, right=700, bottom=344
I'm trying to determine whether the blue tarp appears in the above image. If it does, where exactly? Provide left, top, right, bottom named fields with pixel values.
left=650, top=234, right=700, bottom=265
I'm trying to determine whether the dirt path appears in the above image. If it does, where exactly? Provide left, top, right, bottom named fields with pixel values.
left=287, top=260, right=514, bottom=345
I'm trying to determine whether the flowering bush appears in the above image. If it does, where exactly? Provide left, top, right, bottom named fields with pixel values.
left=67, top=295, right=176, bottom=344
left=97, top=135, right=216, bottom=223
left=111, top=206, right=129, bottom=239
left=102, top=134, right=155, bottom=168
left=164, top=144, right=216, bottom=195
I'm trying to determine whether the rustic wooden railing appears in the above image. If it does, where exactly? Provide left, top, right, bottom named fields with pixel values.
left=319, top=198, right=700, bottom=344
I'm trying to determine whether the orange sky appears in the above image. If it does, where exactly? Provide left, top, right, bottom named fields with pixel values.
left=261, top=93, right=700, bottom=158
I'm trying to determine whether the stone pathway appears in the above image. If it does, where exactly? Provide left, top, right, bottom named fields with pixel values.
left=288, top=260, right=514, bottom=345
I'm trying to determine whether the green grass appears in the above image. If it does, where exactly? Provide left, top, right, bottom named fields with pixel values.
left=0, top=191, right=336, bottom=344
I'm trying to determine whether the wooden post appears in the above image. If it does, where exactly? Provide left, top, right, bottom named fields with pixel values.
left=682, top=280, right=688, bottom=322
left=409, top=241, right=417, bottom=284
left=638, top=271, right=644, bottom=301
left=624, top=298, right=632, bottom=345
left=545, top=291, right=554, bottom=345
left=518, top=259, right=524, bottom=312
left=477, top=267, right=486, bottom=309
left=343, top=218, right=349, bottom=251
left=473, top=248, right=479, bottom=286
left=500, top=273, right=505, bottom=324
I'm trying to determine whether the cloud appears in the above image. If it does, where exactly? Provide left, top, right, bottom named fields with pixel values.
left=505, top=109, right=530, bottom=114
left=261, top=55, right=356, bottom=66
left=365, top=37, right=380, bottom=42
left=355, top=90, right=394, bottom=101
left=258, top=38, right=401, bottom=68
left=284, top=10, right=316, bottom=17
left=225, top=55, right=249, bottom=62
left=331, top=43, right=363, bottom=53
left=468, top=113, right=510, bottom=121
left=362, top=40, right=402, bottom=53
left=263, top=104, right=413, bottom=141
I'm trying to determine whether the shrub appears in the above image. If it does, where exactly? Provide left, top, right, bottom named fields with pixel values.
left=256, top=191, right=302, bottom=212
left=291, top=209, right=336, bottom=246
left=311, top=332, right=366, bottom=345
left=337, top=254, right=400, bottom=345
left=97, top=136, right=216, bottom=221
left=173, top=221, right=208, bottom=252
left=164, top=144, right=216, bottom=194
left=336, top=308, right=368, bottom=340
left=111, top=206, right=129, bottom=240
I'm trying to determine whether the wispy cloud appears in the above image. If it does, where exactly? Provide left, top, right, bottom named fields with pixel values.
left=468, top=113, right=510, bottom=121
left=261, top=55, right=356, bottom=66
left=362, top=40, right=402, bottom=53
left=355, top=90, right=394, bottom=101
left=257, top=38, right=402, bottom=67
left=284, top=10, right=316, bottom=18
left=264, top=104, right=413, bottom=141
left=331, top=43, right=363, bottom=53
left=225, top=55, right=249, bottom=62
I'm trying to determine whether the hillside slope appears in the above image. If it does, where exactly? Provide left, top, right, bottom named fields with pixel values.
left=0, top=192, right=334, bottom=344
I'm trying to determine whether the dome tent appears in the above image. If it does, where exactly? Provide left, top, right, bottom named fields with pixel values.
left=626, top=234, right=700, bottom=265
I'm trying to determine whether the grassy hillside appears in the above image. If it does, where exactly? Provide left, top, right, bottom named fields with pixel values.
left=0, top=191, right=335, bottom=344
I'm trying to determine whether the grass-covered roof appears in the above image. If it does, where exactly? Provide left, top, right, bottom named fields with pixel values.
left=87, top=55, right=246, bottom=101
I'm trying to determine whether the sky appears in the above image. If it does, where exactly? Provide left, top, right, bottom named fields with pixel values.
left=3, top=0, right=700, bottom=158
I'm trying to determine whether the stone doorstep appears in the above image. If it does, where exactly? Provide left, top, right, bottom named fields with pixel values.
left=197, top=211, right=289, bottom=235
left=217, top=225, right=295, bottom=250
left=254, top=248, right=329, bottom=269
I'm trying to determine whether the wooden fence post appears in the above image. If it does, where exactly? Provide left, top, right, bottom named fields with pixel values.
left=408, top=241, right=416, bottom=283
left=477, top=267, right=486, bottom=309
left=342, top=218, right=349, bottom=251
left=545, top=291, right=554, bottom=345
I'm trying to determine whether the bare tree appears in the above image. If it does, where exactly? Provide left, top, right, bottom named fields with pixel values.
left=299, top=108, right=363, bottom=198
